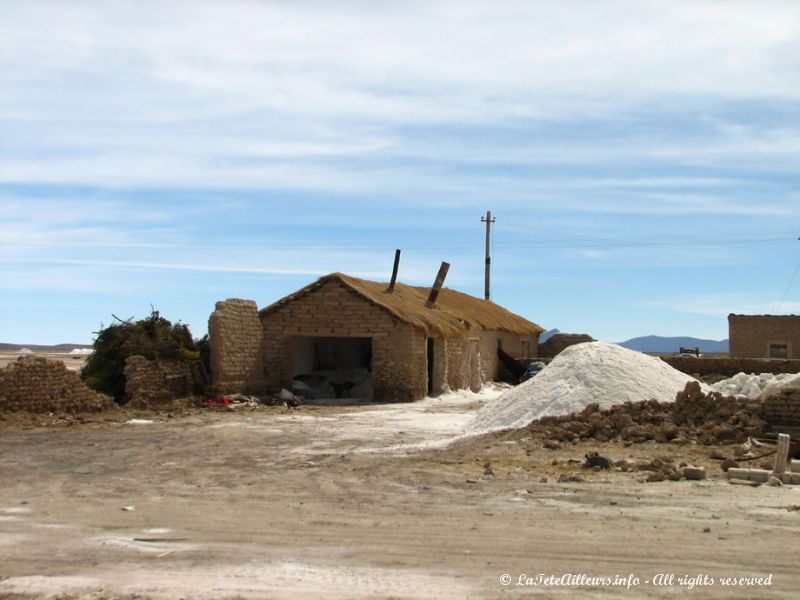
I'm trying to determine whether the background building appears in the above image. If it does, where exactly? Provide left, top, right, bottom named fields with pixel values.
left=728, top=314, right=800, bottom=359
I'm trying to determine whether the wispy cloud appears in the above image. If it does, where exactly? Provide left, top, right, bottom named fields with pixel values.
left=1, top=1, right=798, bottom=343
left=647, top=295, right=800, bottom=317
left=2, top=1, right=799, bottom=190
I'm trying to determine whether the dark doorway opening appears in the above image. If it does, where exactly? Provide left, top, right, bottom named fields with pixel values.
left=291, top=336, right=373, bottom=401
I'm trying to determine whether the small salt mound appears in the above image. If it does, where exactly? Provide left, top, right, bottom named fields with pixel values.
left=468, top=341, right=701, bottom=435
left=711, top=372, right=800, bottom=400
left=68, top=348, right=92, bottom=355
left=17, top=348, right=33, bottom=354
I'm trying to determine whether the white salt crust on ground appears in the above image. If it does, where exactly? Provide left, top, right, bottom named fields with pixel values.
left=468, top=341, right=701, bottom=435
left=710, top=372, right=800, bottom=400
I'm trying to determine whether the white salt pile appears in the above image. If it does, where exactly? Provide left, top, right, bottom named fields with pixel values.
left=711, top=372, right=800, bottom=400
left=68, top=348, right=92, bottom=355
left=468, top=341, right=701, bottom=435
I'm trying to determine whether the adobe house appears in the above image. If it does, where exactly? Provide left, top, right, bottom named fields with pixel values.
left=208, top=272, right=543, bottom=402
left=728, top=314, right=800, bottom=359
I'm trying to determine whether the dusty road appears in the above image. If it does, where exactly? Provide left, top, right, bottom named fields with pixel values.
left=1, top=388, right=799, bottom=599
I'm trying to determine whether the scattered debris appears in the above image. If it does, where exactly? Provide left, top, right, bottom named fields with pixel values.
left=279, top=388, right=301, bottom=409
left=729, top=478, right=762, bottom=487
left=682, top=466, right=706, bottom=480
left=709, top=449, right=727, bottom=460
left=584, top=453, right=614, bottom=469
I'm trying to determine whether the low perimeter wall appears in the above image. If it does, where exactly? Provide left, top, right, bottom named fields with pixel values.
left=661, top=356, right=800, bottom=377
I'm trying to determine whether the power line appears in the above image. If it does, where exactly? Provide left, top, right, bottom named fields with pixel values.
left=499, top=222, right=791, bottom=249
left=773, top=237, right=800, bottom=313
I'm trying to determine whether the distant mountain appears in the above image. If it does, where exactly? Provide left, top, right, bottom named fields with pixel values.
left=0, top=343, right=92, bottom=352
left=539, top=328, right=560, bottom=342
left=618, top=336, right=728, bottom=354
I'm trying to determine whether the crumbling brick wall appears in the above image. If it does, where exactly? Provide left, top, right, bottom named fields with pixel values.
left=729, top=314, right=800, bottom=359
left=761, top=384, right=800, bottom=426
left=444, top=336, right=469, bottom=391
left=209, top=298, right=265, bottom=393
left=124, top=355, right=192, bottom=407
left=0, top=356, right=114, bottom=413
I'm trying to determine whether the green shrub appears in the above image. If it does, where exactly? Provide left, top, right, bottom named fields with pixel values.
left=81, top=309, right=199, bottom=403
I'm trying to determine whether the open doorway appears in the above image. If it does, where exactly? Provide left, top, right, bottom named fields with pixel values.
left=291, top=336, right=373, bottom=401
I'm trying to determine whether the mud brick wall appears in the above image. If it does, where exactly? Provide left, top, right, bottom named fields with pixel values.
left=444, top=336, right=469, bottom=391
left=260, top=280, right=540, bottom=401
left=486, top=330, right=539, bottom=381
left=761, top=385, right=800, bottom=426
left=261, top=279, right=427, bottom=401
left=0, top=356, right=114, bottom=413
left=209, top=298, right=265, bottom=393
left=124, top=355, right=192, bottom=407
left=729, top=314, right=800, bottom=358
left=662, top=356, right=800, bottom=377
left=440, top=331, right=537, bottom=391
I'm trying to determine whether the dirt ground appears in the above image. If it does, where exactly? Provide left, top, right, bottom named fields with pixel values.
left=0, top=353, right=87, bottom=372
left=1, top=386, right=799, bottom=599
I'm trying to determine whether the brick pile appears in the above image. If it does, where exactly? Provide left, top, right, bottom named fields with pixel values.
left=209, top=298, right=265, bottom=393
left=0, top=356, right=114, bottom=413
left=523, top=381, right=766, bottom=446
left=124, top=355, right=192, bottom=408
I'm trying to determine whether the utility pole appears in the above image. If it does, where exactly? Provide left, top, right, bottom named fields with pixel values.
left=481, top=210, right=495, bottom=301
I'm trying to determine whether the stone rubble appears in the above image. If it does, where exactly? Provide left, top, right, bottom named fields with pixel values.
left=522, top=381, right=767, bottom=446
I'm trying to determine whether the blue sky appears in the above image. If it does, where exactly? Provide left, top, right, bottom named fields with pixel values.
left=1, top=1, right=799, bottom=345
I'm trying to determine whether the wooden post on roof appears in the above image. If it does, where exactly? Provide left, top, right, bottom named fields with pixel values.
left=426, top=261, right=450, bottom=308
left=387, top=249, right=401, bottom=292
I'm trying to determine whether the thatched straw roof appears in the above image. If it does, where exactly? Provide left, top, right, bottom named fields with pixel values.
left=260, top=273, right=543, bottom=337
